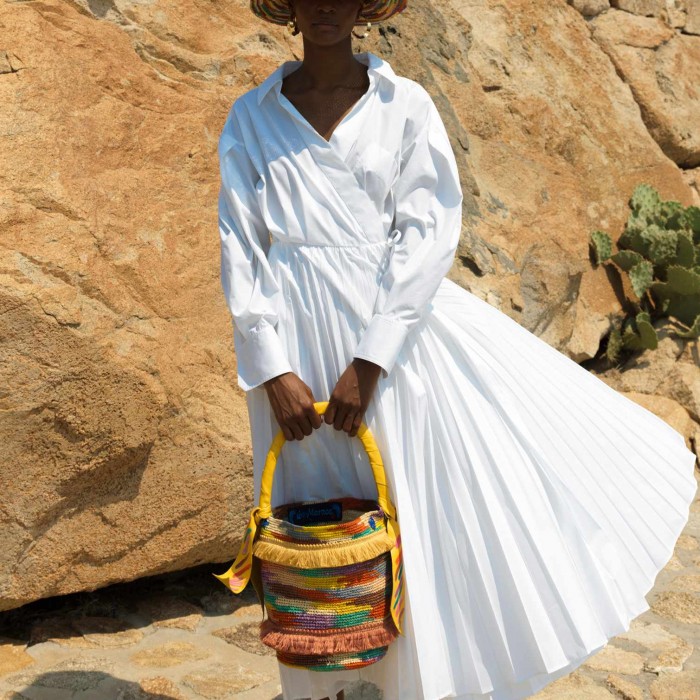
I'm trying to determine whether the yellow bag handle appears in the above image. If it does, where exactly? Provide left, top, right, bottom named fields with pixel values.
left=258, top=401, right=397, bottom=520
left=212, top=400, right=405, bottom=634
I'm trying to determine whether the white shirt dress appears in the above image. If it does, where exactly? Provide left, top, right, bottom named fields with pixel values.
left=217, top=51, right=698, bottom=700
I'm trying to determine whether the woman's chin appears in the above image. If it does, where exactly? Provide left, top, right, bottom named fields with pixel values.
left=301, top=26, right=349, bottom=45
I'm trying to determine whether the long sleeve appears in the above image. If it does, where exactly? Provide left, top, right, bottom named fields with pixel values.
left=218, top=103, right=294, bottom=392
left=353, top=86, right=464, bottom=378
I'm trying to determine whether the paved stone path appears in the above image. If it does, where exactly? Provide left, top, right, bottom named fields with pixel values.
left=0, top=471, right=697, bottom=700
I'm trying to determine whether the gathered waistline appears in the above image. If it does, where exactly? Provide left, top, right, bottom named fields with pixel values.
left=270, top=229, right=403, bottom=249
left=270, top=239, right=387, bottom=249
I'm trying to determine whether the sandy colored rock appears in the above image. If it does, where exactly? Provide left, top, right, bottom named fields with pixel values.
left=687, top=0, right=700, bottom=33
left=0, top=0, right=255, bottom=614
left=675, top=534, right=699, bottom=550
left=650, top=590, right=700, bottom=624
left=4, top=656, right=116, bottom=693
left=130, top=641, right=210, bottom=668
left=212, top=622, right=276, bottom=657
left=135, top=596, right=203, bottom=632
left=590, top=10, right=700, bottom=166
left=668, top=574, right=700, bottom=592
left=593, top=330, right=700, bottom=444
left=1, top=0, right=698, bottom=613
left=71, top=617, right=144, bottom=648
left=4, top=561, right=700, bottom=700
left=618, top=619, right=694, bottom=672
left=570, top=0, right=611, bottom=17
left=650, top=668, right=700, bottom=700
left=647, top=640, right=694, bottom=674
left=532, top=670, right=617, bottom=698
left=127, top=676, right=188, bottom=700
left=30, top=617, right=90, bottom=648
left=29, top=615, right=142, bottom=649
left=662, top=0, right=691, bottom=27
left=682, top=166, right=700, bottom=205
left=617, top=619, right=686, bottom=649
left=435, top=0, right=697, bottom=363
left=605, top=673, right=644, bottom=700
left=0, top=639, right=34, bottom=679
left=181, top=663, right=271, bottom=699
left=664, top=553, right=685, bottom=570
left=611, top=0, right=665, bottom=16
left=35, top=616, right=140, bottom=649
left=233, top=602, right=265, bottom=619
left=583, top=644, right=645, bottom=674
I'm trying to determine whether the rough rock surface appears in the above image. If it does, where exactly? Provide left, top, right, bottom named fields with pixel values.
left=1, top=0, right=698, bottom=611
left=0, top=489, right=698, bottom=700
left=589, top=9, right=700, bottom=167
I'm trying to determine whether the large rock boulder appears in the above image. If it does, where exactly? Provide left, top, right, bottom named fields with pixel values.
left=1, top=0, right=697, bottom=611
left=0, top=0, right=261, bottom=611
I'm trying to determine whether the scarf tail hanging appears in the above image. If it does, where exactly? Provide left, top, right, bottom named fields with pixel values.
left=212, top=506, right=262, bottom=594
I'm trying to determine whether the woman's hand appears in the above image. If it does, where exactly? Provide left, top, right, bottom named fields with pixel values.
left=324, top=358, right=382, bottom=438
left=264, top=372, right=323, bottom=441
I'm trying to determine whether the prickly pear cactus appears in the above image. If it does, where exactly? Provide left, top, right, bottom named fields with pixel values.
left=589, top=183, right=700, bottom=364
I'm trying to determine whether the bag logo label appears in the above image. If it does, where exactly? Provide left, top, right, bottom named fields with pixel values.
left=287, top=501, right=343, bottom=525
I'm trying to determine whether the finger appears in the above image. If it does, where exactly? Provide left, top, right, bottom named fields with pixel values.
left=348, top=412, right=363, bottom=438
left=288, top=420, right=304, bottom=441
left=306, top=388, right=320, bottom=425
left=334, top=404, right=349, bottom=431
left=324, top=402, right=337, bottom=425
left=342, top=411, right=355, bottom=434
left=273, top=407, right=294, bottom=441
left=298, top=413, right=314, bottom=437
left=307, top=405, right=323, bottom=429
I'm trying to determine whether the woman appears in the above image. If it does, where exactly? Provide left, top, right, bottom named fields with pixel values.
left=216, top=1, right=698, bottom=699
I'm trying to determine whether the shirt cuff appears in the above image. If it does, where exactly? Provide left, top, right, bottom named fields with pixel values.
left=233, top=321, right=294, bottom=392
left=353, top=314, right=409, bottom=379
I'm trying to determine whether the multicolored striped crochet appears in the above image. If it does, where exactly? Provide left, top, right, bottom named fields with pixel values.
left=212, top=401, right=405, bottom=671
left=250, top=0, right=408, bottom=26
left=275, top=646, right=389, bottom=671
left=255, top=498, right=394, bottom=566
left=257, top=499, right=399, bottom=669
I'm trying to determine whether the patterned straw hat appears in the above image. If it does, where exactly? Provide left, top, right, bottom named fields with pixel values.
left=250, top=0, right=408, bottom=26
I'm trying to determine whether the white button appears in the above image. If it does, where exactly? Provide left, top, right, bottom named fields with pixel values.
left=387, top=229, right=403, bottom=247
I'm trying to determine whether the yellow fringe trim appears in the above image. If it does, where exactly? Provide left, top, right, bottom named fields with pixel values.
left=253, top=531, right=394, bottom=568
left=257, top=527, right=391, bottom=551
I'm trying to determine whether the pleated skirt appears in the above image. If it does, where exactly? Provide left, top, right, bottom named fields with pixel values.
left=243, top=240, right=698, bottom=700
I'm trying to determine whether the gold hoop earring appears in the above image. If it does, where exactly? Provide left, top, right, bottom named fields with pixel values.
left=352, top=21, right=372, bottom=39
left=287, top=16, right=298, bottom=35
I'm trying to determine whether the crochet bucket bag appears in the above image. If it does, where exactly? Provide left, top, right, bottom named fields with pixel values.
left=212, top=400, right=405, bottom=671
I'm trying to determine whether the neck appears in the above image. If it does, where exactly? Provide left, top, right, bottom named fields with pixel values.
left=297, top=39, right=366, bottom=90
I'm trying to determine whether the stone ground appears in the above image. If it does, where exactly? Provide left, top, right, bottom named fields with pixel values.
left=0, top=471, right=698, bottom=700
